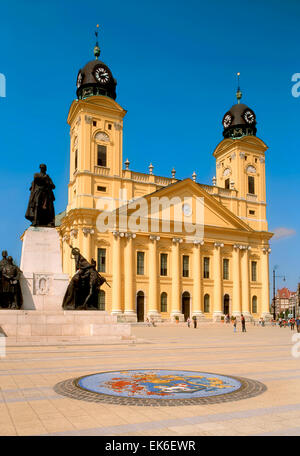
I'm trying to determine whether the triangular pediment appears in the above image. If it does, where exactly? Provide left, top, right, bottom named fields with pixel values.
left=116, top=178, right=254, bottom=236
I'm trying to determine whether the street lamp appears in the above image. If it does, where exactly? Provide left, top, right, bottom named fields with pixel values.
left=272, top=266, right=286, bottom=320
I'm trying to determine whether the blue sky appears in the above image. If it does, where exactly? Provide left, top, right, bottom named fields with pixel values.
left=0, top=0, right=299, bottom=292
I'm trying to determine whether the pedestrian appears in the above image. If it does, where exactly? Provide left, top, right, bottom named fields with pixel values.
left=290, top=318, right=295, bottom=331
left=233, top=317, right=237, bottom=333
left=187, top=317, right=191, bottom=328
left=193, top=317, right=197, bottom=329
left=241, top=314, right=246, bottom=332
left=296, top=317, right=300, bottom=333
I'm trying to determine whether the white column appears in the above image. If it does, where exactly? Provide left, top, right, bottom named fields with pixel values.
left=192, top=241, right=203, bottom=316
left=213, top=242, right=223, bottom=320
left=124, top=233, right=136, bottom=321
left=261, top=247, right=272, bottom=319
left=111, top=232, right=122, bottom=315
left=148, top=235, right=160, bottom=319
left=232, top=245, right=241, bottom=316
left=171, top=238, right=182, bottom=318
left=241, top=247, right=251, bottom=318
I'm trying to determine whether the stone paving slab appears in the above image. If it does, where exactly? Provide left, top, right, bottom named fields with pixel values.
left=0, top=323, right=299, bottom=436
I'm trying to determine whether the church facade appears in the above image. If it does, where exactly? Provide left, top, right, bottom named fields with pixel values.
left=57, top=37, right=273, bottom=322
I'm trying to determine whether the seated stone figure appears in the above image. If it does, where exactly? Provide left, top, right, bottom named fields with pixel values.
left=0, top=256, right=23, bottom=309
left=62, top=247, right=107, bottom=310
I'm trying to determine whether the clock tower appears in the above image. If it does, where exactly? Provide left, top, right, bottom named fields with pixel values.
left=213, top=80, right=268, bottom=232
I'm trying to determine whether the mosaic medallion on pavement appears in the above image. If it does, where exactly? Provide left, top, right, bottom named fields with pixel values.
left=54, top=369, right=267, bottom=406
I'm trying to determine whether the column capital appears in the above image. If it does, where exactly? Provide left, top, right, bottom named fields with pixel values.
left=262, top=246, right=271, bottom=254
left=233, top=244, right=251, bottom=251
left=70, top=228, right=78, bottom=238
left=82, top=228, right=95, bottom=237
left=124, top=232, right=136, bottom=240
left=149, top=235, right=160, bottom=241
left=214, top=242, right=224, bottom=248
left=172, top=237, right=183, bottom=244
left=193, top=239, right=204, bottom=246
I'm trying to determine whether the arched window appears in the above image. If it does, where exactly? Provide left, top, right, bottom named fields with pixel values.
left=204, top=294, right=210, bottom=313
left=160, top=292, right=167, bottom=313
left=252, top=296, right=257, bottom=314
left=98, top=290, right=105, bottom=311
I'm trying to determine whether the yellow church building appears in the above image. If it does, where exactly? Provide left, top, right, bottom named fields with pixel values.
left=57, top=35, right=273, bottom=322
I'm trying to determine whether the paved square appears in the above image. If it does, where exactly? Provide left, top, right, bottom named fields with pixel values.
left=0, top=322, right=299, bottom=436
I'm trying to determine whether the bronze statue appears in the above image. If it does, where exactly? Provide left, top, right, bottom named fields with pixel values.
left=0, top=256, right=23, bottom=309
left=25, top=164, right=55, bottom=227
left=0, top=251, right=8, bottom=270
left=62, top=246, right=109, bottom=310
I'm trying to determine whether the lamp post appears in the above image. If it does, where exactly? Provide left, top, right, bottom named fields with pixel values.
left=272, top=266, right=286, bottom=320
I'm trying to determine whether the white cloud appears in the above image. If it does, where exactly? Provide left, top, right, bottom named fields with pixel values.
left=272, top=227, right=296, bottom=240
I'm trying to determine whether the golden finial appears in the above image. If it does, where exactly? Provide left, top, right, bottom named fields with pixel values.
left=94, top=24, right=101, bottom=59
left=236, top=72, right=242, bottom=104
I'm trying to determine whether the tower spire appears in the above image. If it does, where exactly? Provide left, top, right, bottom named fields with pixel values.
left=236, top=72, right=242, bottom=104
left=94, top=24, right=101, bottom=59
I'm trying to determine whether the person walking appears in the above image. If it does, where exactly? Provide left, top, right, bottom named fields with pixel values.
left=193, top=317, right=197, bottom=329
left=241, top=314, right=246, bottom=332
left=290, top=318, right=295, bottom=331
left=233, top=317, right=237, bottom=333
left=187, top=317, right=191, bottom=328
left=296, top=317, right=300, bottom=333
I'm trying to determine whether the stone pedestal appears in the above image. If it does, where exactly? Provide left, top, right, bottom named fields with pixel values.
left=20, top=227, right=69, bottom=311
left=0, top=310, right=132, bottom=345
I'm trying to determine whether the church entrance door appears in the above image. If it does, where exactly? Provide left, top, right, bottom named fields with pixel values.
left=182, top=292, right=191, bottom=321
left=137, top=291, right=145, bottom=322
left=223, top=294, right=230, bottom=316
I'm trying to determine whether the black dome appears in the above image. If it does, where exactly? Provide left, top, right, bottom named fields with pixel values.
left=222, top=103, right=257, bottom=139
left=76, top=59, right=117, bottom=100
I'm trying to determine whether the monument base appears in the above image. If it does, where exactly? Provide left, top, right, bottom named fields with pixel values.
left=0, top=310, right=132, bottom=345
left=20, top=227, right=69, bottom=310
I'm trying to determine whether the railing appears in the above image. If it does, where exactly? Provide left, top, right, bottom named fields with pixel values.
left=247, top=194, right=257, bottom=202
left=131, top=172, right=150, bottom=183
left=155, top=176, right=173, bottom=186
left=94, top=166, right=110, bottom=176
left=199, top=184, right=214, bottom=194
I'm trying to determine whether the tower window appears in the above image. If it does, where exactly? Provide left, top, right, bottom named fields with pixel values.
left=203, top=257, right=210, bottom=279
left=160, top=292, right=167, bottom=313
left=93, top=121, right=97, bottom=127
left=251, top=261, right=257, bottom=282
left=160, top=253, right=168, bottom=276
left=249, top=210, right=255, bottom=215
left=248, top=176, right=255, bottom=194
left=225, top=178, right=230, bottom=189
left=137, top=252, right=145, bottom=275
left=97, top=186, right=106, bottom=192
left=97, top=248, right=106, bottom=273
left=223, top=258, right=229, bottom=280
left=245, top=156, right=247, bottom=161
left=97, top=145, right=107, bottom=167
left=108, top=124, right=112, bottom=130
left=74, top=149, right=78, bottom=171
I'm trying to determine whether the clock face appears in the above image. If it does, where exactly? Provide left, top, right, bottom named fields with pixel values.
left=223, top=113, right=233, bottom=128
left=77, top=71, right=83, bottom=88
left=243, top=109, right=255, bottom=124
left=94, top=66, right=110, bottom=84
left=182, top=203, right=192, bottom=217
